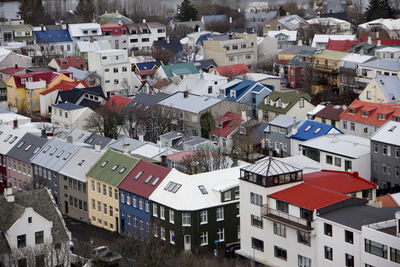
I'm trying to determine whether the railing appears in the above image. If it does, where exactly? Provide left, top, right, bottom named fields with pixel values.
left=261, top=204, right=313, bottom=228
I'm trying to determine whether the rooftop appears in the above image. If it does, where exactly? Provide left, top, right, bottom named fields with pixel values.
left=291, top=120, right=342, bottom=141
left=370, top=120, right=400, bottom=146
left=6, top=133, right=48, bottom=164
left=241, top=156, right=301, bottom=177
left=314, top=104, right=345, bottom=121
left=52, top=102, right=85, bottom=111
left=158, top=92, right=222, bottom=113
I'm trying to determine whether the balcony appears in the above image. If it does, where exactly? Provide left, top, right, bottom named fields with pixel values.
left=261, top=204, right=313, bottom=232
left=312, top=64, right=338, bottom=73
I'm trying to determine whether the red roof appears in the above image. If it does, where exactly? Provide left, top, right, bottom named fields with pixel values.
left=211, top=112, right=242, bottom=137
left=303, top=170, right=377, bottom=194
left=54, top=57, right=86, bottom=70
left=215, top=64, right=251, bottom=78
left=314, top=104, right=345, bottom=121
left=12, top=72, right=59, bottom=88
left=0, top=67, right=25, bottom=75
left=135, top=69, right=156, bottom=76
left=104, top=95, right=131, bottom=112
left=326, top=40, right=361, bottom=52
left=118, top=160, right=171, bottom=198
left=101, top=24, right=128, bottom=36
left=339, top=99, right=400, bottom=127
left=377, top=194, right=399, bottom=207
left=40, top=80, right=88, bottom=95
left=269, top=183, right=351, bottom=210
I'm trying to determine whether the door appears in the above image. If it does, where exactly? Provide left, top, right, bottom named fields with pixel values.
left=184, top=235, right=191, bottom=251
left=65, top=201, right=68, bottom=214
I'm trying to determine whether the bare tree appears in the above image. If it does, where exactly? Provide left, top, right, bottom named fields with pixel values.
left=84, top=106, right=123, bottom=138
left=182, top=43, right=200, bottom=62
left=151, top=46, right=177, bottom=65
left=180, top=147, right=230, bottom=174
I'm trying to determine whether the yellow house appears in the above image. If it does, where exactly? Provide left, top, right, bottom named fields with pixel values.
left=6, top=72, right=74, bottom=114
left=359, top=73, right=400, bottom=103
left=87, top=149, right=140, bottom=233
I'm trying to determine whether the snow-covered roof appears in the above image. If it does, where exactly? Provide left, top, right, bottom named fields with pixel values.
left=300, top=134, right=370, bottom=159
left=370, top=121, right=400, bottom=146
left=267, top=30, right=297, bottom=42
left=307, top=104, right=326, bottom=116
left=307, top=17, right=350, bottom=25
left=149, top=166, right=247, bottom=210
left=311, top=34, right=356, bottom=47
left=0, top=124, right=32, bottom=155
left=271, top=155, right=321, bottom=174
left=158, top=92, right=222, bottom=113
left=173, top=73, right=227, bottom=95
left=375, top=46, right=400, bottom=53
left=341, top=53, right=375, bottom=63
left=68, top=23, right=102, bottom=37
left=245, top=73, right=280, bottom=81
left=359, top=18, right=400, bottom=31
left=76, top=40, right=111, bottom=53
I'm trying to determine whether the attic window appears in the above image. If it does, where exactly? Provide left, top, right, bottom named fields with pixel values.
left=112, top=164, right=119, bottom=171
left=304, top=125, right=312, bottom=132
left=378, top=113, right=386, bottom=120
left=144, top=174, right=154, bottom=184
left=63, top=153, right=71, bottom=160
left=198, top=185, right=208, bottom=194
left=9, top=136, right=17, bottom=144
left=348, top=108, right=355, bottom=114
left=61, top=60, right=68, bottom=65
left=4, top=134, right=12, bottom=142
left=17, top=141, right=25, bottom=148
left=119, top=167, right=126, bottom=174
left=56, top=150, right=64, bottom=158
left=78, top=160, right=85, bottom=166
left=43, top=146, right=50, bottom=153
left=101, top=161, right=108, bottom=167
left=314, top=127, right=322, bottom=134
left=24, top=144, right=32, bottom=151
left=389, top=126, right=397, bottom=132
left=151, top=177, right=160, bottom=186
left=361, top=110, right=368, bottom=117
left=134, top=171, right=143, bottom=180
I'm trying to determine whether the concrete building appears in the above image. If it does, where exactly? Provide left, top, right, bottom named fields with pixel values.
left=51, top=102, right=95, bottom=130
left=68, top=23, right=102, bottom=46
left=126, top=21, right=166, bottom=55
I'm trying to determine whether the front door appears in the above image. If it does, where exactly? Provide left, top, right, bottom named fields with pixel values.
left=65, top=201, right=68, bottom=214
left=184, top=235, right=191, bottom=251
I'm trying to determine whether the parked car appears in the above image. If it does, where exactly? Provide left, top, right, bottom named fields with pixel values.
left=225, top=243, right=240, bottom=257
left=92, top=246, right=121, bottom=266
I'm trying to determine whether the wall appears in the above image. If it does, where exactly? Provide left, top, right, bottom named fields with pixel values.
left=6, top=157, right=33, bottom=193
left=60, top=175, right=88, bottom=223
left=371, top=140, right=400, bottom=188
left=359, top=79, right=389, bottom=103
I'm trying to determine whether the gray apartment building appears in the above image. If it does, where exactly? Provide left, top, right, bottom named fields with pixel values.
left=370, top=121, right=400, bottom=189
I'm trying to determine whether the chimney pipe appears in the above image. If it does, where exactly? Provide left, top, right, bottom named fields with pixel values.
left=183, top=91, right=189, bottom=98
left=41, top=129, right=47, bottom=139
left=4, top=188, right=14, bottom=202
left=13, top=119, right=18, bottom=129
left=142, top=19, right=146, bottom=24
left=161, top=155, right=167, bottom=167
left=15, top=64, right=18, bottom=69
left=367, top=36, right=372, bottom=45
left=123, top=140, right=130, bottom=154
left=67, top=136, right=73, bottom=144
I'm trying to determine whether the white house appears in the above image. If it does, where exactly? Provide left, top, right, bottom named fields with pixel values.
left=355, top=58, right=400, bottom=89
left=68, top=23, right=102, bottom=45
left=375, top=46, right=400, bottom=60
left=51, top=102, right=94, bottom=130
left=300, top=134, right=371, bottom=179
left=307, top=17, right=352, bottom=34
left=267, top=30, right=297, bottom=50
left=358, top=18, right=400, bottom=39
left=126, top=21, right=166, bottom=55
left=311, top=34, right=356, bottom=49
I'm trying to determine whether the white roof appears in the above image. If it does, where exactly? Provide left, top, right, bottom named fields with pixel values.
left=391, top=192, right=400, bottom=205
left=307, top=104, right=326, bottom=116
left=370, top=121, right=400, bottom=146
left=375, top=46, right=400, bottom=53
left=341, top=53, right=374, bottom=63
left=359, top=18, right=400, bottom=31
left=245, top=73, right=280, bottom=81
left=158, top=92, right=223, bottom=113
left=149, top=166, right=248, bottom=211
left=76, top=40, right=111, bottom=52
left=267, top=30, right=297, bottom=42
left=0, top=48, right=11, bottom=62
left=58, top=147, right=104, bottom=182
left=0, top=124, right=28, bottom=155
left=311, top=34, right=356, bottom=47
left=300, top=134, right=370, bottom=158
left=271, top=155, right=321, bottom=174
left=173, top=73, right=228, bottom=95
left=69, top=23, right=102, bottom=37
left=130, top=143, right=178, bottom=162
left=307, top=17, right=350, bottom=25
left=0, top=111, right=31, bottom=125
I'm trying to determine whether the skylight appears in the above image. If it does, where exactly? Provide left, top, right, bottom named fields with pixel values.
left=43, top=146, right=50, bottom=153
left=151, top=177, right=160, bottom=186
left=304, top=125, right=312, bottom=132
left=4, top=135, right=12, bottom=142
left=164, top=181, right=173, bottom=190
left=389, top=126, right=397, bottom=132
left=56, top=150, right=64, bottom=158
left=33, top=147, right=40, bottom=154
left=63, top=153, right=71, bottom=160
left=50, top=148, right=58, bottom=155
left=0, top=131, right=3, bottom=135
left=171, top=183, right=182, bottom=193
left=119, top=167, right=126, bottom=174
left=134, top=171, right=143, bottom=180
left=17, top=141, right=25, bottom=148
left=314, top=127, right=322, bottom=134
left=164, top=181, right=182, bottom=193
left=101, top=161, right=108, bottom=167
left=78, top=160, right=85, bottom=166
left=24, top=144, right=32, bottom=151
left=198, top=185, right=208, bottom=194
left=112, top=164, right=119, bottom=171
left=9, top=136, right=17, bottom=144
left=144, top=175, right=154, bottom=184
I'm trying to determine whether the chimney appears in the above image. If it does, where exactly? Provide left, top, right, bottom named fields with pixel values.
left=183, top=91, right=189, bottom=98
left=377, top=40, right=382, bottom=47
left=198, top=27, right=201, bottom=32
left=376, top=31, right=379, bottom=39
left=228, top=33, right=233, bottom=39
left=4, top=188, right=14, bottom=203
left=166, top=37, right=170, bottom=44
left=13, top=119, right=18, bottom=129
left=291, top=116, right=298, bottom=135
left=116, top=10, right=119, bottom=14
left=368, top=36, right=372, bottom=45
left=229, top=17, right=232, bottom=24
left=90, top=36, right=93, bottom=43
left=41, top=24, right=44, bottom=31
left=352, top=171, right=359, bottom=177
left=138, top=134, right=144, bottom=142
left=241, top=110, right=247, bottom=122
left=161, top=155, right=167, bottom=167
left=67, top=136, right=73, bottom=144
left=95, top=143, right=101, bottom=152
left=298, top=40, right=302, bottom=46
left=41, top=129, right=47, bottom=139
left=142, top=19, right=146, bottom=24
left=15, top=64, right=18, bottom=69
left=123, top=141, right=130, bottom=154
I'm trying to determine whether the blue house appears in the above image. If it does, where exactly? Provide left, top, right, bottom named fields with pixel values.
left=221, top=78, right=273, bottom=117
left=118, top=160, right=171, bottom=239
left=33, top=29, right=73, bottom=56
left=290, top=120, right=343, bottom=155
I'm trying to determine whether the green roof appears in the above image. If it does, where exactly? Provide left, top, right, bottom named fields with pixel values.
left=12, top=24, right=33, bottom=31
left=86, top=149, right=140, bottom=186
left=346, top=42, right=384, bottom=56
left=258, top=91, right=312, bottom=114
left=97, top=12, right=132, bottom=24
left=13, top=35, right=34, bottom=41
left=162, top=62, right=199, bottom=78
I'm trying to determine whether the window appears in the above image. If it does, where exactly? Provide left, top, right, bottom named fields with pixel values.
left=350, top=122, right=355, bottom=131
left=362, top=110, right=369, bottom=117
left=276, top=200, right=289, bottom=213
left=113, top=68, right=118, bottom=73
left=104, top=203, right=107, bottom=215
left=132, top=195, right=137, bottom=207
left=170, top=230, right=175, bottom=244
left=298, top=255, right=311, bottom=267
left=126, top=194, right=130, bottom=205
left=346, top=254, right=354, bottom=267
left=334, top=157, right=341, bottom=167
left=161, top=227, right=166, bottom=240
left=168, top=209, right=175, bottom=224
left=251, top=215, right=263, bottom=229
left=182, top=212, right=191, bottom=226
left=224, top=191, right=231, bottom=201
left=97, top=201, right=101, bottom=211
left=373, top=143, right=378, bottom=153
left=274, top=246, right=287, bottom=260
left=109, top=206, right=113, bottom=217
left=160, top=206, right=165, bottom=219
left=234, top=189, right=239, bottom=199
left=216, top=207, right=224, bottom=221
left=17, top=234, right=26, bottom=248
left=343, top=121, right=347, bottom=129
left=297, top=231, right=310, bottom=246
left=383, top=145, right=391, bottom=156
left=273, top=222, right=286, bottom=237
left=145, top=200, right=149, bottom=212
left=252, top=237, right=264, bottom=251
left=324, top=246, right=333, bottom=260
left=345, top=230, right=353, bottom=244
left=109, top=186, right=112, bottom=197
left=217, top=228, right=224, bottom=241
left=200, top=232, right=208, bottom=246
left=200, top=210, right=208, bottom=224
left=250, top=192, right=262, bottom=206
left=139, top=198, right=143, bottom=210
left=324, top=223, right=332, bottom=236
left=92, top=199, right=95, bottom=209
left=378, top=113, right=386, bottom=120
left=365, top=239, right=387, bottom=258
left=391, top=247, right=400, bottom=263
left=326, top=155, right=333, bottom=164
left=35, top=231, right=44, bottom=244
left=366, top=91, right=372, bottom=100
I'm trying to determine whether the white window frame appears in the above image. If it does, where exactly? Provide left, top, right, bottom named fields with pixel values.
left=153, top=203, right=158, bottom=217
left=160, top=206, right=165, bottom=220
left=200, top=210, right=208, bottom=224
left=216, top=207, right=224, bottom=221
left=169, top=209, right=174, bottom=224
left=182, top=212, right=191, bottom=226
left=200, top=232, right=208, bottom=246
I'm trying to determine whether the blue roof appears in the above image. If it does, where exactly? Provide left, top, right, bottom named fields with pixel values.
left=291, top=120, right=343, bottom=141
left=224, top=79, right=272, bottom=102
left=53, top=102, right=85, bottom=111
left=33, top=29, right=72, bottom=43
left=198, top=33, right=211, bottom=46
left=135, top=61, right=163, bottom=71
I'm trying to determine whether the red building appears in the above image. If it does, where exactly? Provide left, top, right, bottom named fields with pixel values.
left=287, top=50, right=315, bottom=89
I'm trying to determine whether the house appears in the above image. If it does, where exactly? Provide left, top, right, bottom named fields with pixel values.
left=0, top=188, right=71, bottom=267
left=0, top=48, right=31, bottom=69
left=48, top=56, right=86, bottom=71
left=313, top=103, right=345, bottom=127
left=100, top=24, right=129, bottom=50
left=275, top=45, right=317, bottom=80
left=55, top=86, right=107, bottom=111
left=5, top=133, right=48, bottom=193
left=33, top=29, right=74, bottom=58
left=157, top=92, right=248, bottom=137
left=0, top=25, right=13, bottom=46
left=11, top=24, right=35, bottom=46
left=126, top=21, right=167, bottom=55
left=355, top=57, right=400, bottom=89
left=209, top=64, right=252, bottom=80
left=97, top=11, right=133, bottom=25
left=118, top=160, right=171, bottom=239
left=51, top=102, right=95, bottom=130
left=88, top=49, right=139, bottom=97
left=245, top=73, right=281, bottom=92
left=68, top=23, right=102, bottom=45
left=300, top=134, right=371, bottom=179
left=86, top=149, right=140, bottom=232
left=150, top=166, right=245, bottom=251
left=370, top=121, right=400, bottom=190
left=132, top=61, right=163, bottom=81
left=267, top=30, right=297, bottom=50
left=257, top=91, right=314, bottom=122
left=159, top=131, right=218, bottom=151
left=359, top=74, right=400, bottom=103
left=375, top=46, right=400, bottom=59
left=75, top=40, right=111, bottom=63
left=263, top=115, right=305, bottom=157
left=220, top=78, right=273, bottom=117
left=153, top=39, right=184, bottom=63
left=325, top=39, right=360, bottom=52
left=311, top=34, right=356, bottom=49
left=66, top=67, right=102, bottom=87
left=211, top=112, right=243, bottom=153
left=83, top=132, right=113, bottom=150
left=338, top=99, right=400, bottom=137
left=59, top=147, right=104, bottom=223
left=0, top=66, right=26, bottom=81
left=312, top=49, right=349, bottom=93
left=165, top=150, right=212, bottom=172
left=358, top=18, right=400, bottom=39
left=155, top=62, right=199, bottom=83
left=263, top=15, right=307, bottom=35
left=290, top=120, right=343, bottom=155
left=307, top=17, right=352, bottom=34
left=30, top=137, right=81, bottom=206
left=39, top=80, right=88, bottom=118
left=203, top=33, right=258, bottom=66
left=287, top=49, right=316, bottom=89
left=339, top=53, right=375, bottom=93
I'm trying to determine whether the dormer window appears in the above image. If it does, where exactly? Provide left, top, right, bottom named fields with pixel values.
left=230, top=91, right=236, bottom=98
left=378, top=113, right=386, bottom=120
left=348, top=108, right=355, bottom=114
left=266, top=97, right=271, bottom=105
left=216, top=121, right=223, bottom=128
left=361, top=110, right=369, bottom=117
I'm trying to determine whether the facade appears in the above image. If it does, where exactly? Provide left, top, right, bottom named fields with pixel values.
left=355, top=58, right=400, bottom=89
left=300, top=134, right=371, bottom=179
left=311, top=35, right=356, bottom=49
left=118, top=160, right=171, bottom=239
left=86, top=149, right=140, bottom=232
left=51, top=102, right=95, bottom=130
left=370, top=121, right=400, bottom=189
left=359, top=74, right=400, bottom=103
left=59, top=147, right=104, bottom=222
left=100, top=24, right=129, bottom=50
left=12, top=24, right=35, bottom=46
left=48, top=56, right=87, bottom=71
left=339, top=53, right=374, bottom=93
left=307, top=17, right=352, bottom=34
left=287, top=50, right=315, bottom=89
left=33, top=29, right=74, bottom=58
left=211, top=112, right=243, bottom=153
left=155, top=62, right=199, bottom=82
left=263, top=15, right=306, bottom=35
left=75, top=40, right=111, bottom=63
left=267, top=30, right=297, bottom=50
left=68, top=23, right=102, bottom=45
left=126, top=22, right=166, bottom=55
left=203, top=33, right=258, bottom=66
left=150, top=166, right=245, bottom=251
left=159, top=131, right=217, bottom=151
